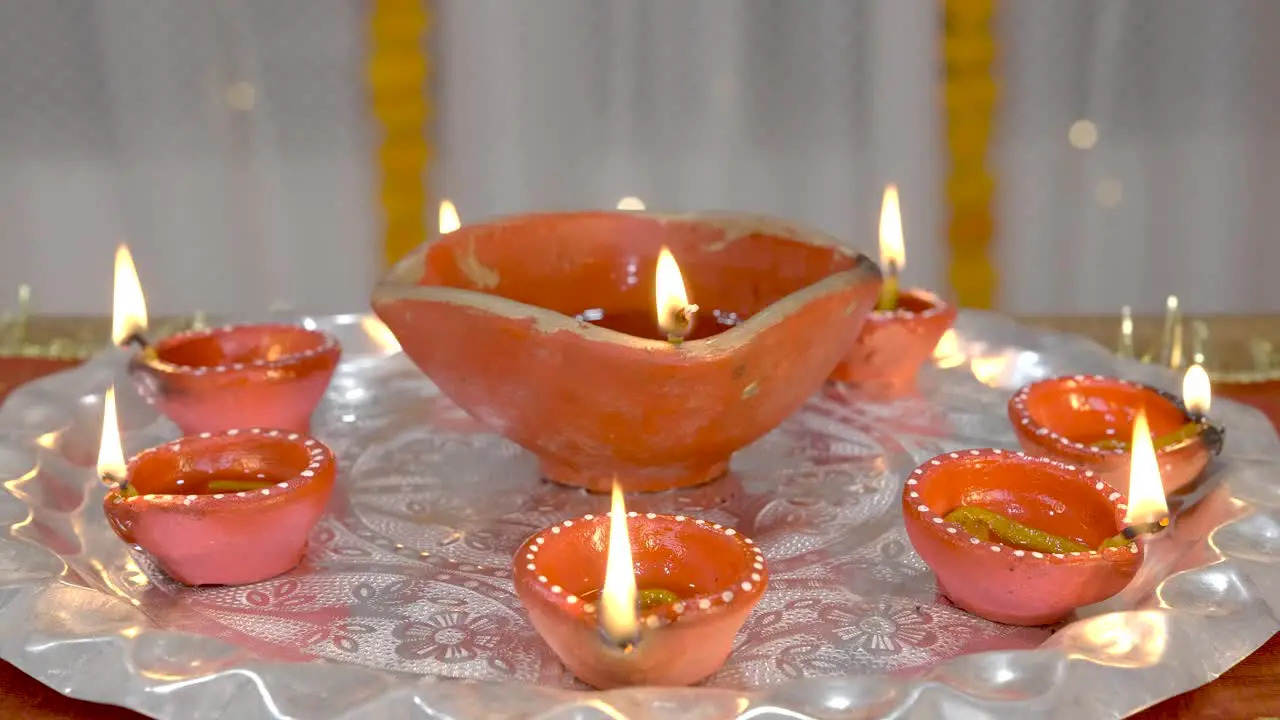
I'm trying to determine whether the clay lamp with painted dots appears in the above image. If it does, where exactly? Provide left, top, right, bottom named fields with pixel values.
left=98, top=392, right=336, bottom=586
left=127, top=322, right=341, bottom=436
left=1008, top=367, right=1223, bottom=496
left=373, top=210, right=882, bottom=493
left=902, top=438, right=1169, bottom=627
left=512, top=482, right=768, bottom=688
left=828, top=186, right=957, bottom=397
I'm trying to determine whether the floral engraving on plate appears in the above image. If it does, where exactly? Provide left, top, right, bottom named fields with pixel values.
left=38, top=357, right=1055, bottom=689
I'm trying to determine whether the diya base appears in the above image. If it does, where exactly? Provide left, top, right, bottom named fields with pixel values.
left=829, top=289, right=956, bottom=399
left=128, top=538, right=313, bottom=587
left=103, top=428, right=337, bottom=587
left=903, top=449, right=1143, bottom=627
left=512, top=513, right=768, bottom=688
left=539, top=457, right=728, bottom=494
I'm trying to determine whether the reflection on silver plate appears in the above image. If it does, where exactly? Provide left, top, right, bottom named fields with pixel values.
left=1, top=311, right=1278, bottom=719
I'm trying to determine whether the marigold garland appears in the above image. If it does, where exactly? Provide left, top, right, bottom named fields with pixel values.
left=944, top=0, right=998, bottom=309
left=368, top=0, right=432, bottom=268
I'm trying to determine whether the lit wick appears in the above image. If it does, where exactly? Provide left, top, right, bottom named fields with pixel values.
left=96, top=385, right=134, bottom=497
left=655, top=246, right=698, bottom=345
left=112, top=243, right=152, bottom=355
left=663, top=305, right=699, bottom=345
left=875, top=184, right=904, bottom=311
left=1099, top=407, right=1169, bottom=548
left=1090, top=364, right=1222, bottom=455
left=599, top=481, right=640, bottom=651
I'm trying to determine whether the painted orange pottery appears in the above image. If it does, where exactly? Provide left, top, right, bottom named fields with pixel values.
left=829, top=288, right=957, bottom=397
left=102, top=428, right=336, bottom=586
left=372, top=211, right=882, bottom=492
left=903, top=448, right=1143, bottom=626
left=512, top=513, right=767, bottom=689
left=1009, top=375, right=1224, bottom=495
left=129, top=323, right=340, bottom=436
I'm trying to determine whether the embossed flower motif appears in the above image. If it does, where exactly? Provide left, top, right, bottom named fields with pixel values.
left=305, top=622, right=377, bottom=654
left=351, top=578, right=420, bottom=609
left=820, top=601, right=938, bottom=655
left=392, top=612, right=505, bottom=663
left=244, top=579, right=316, bottom=609
left=431, top=525, right=501, bottom=553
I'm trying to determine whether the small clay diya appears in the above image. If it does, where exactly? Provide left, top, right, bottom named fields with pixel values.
left=102, top=428, right=336, bottom=586
left=513, top=512, right=768, bottom=688
left=1009, top=375, right=1224, bottom=495
left=903, top=448, right=1143, bottom=626
left=373, top=211, right=881, bottom=492
left=129, top=323, right=341, bottom=435
left=828, top=288, right=957, bottom=397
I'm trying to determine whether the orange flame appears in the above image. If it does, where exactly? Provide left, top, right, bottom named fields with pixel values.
left=599, top=481, right=638, bottom=643
left=1125, top=409, right=1168, bottom=525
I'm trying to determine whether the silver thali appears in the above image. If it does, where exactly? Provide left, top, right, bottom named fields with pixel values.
left=0, top=310, right=1278, bottom=719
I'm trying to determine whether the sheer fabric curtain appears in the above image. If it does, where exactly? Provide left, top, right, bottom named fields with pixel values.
left=10, top=1, right=1273, bottom=317
left=997, top=0, right=1280, bottom=314
left=0, top=0, right=377, bottom=315
left=435, top=0, right=946, bottom=295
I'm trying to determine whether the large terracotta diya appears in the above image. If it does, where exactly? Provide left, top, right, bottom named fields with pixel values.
left=829, top=288, right=958, bottom=397
left=128, top=323, right=341, bottom=435
left=512, top=508, right=768, bottom=688
left=1008, top=373, right=1223, bottom=495
left=903, top=449, right=1143, bottom=626
left=372, top=210, right=882, bottom=492
left=102, top=428, right=336, bottom=586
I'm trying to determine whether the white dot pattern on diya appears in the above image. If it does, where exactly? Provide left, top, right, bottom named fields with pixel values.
left=114, top=427, right=331, bottom=505
left=145, top=324, right=339, bottom=375
left=906, top=448, right=1133, bottom=564
left=1009, top=375, right=1175, bottom=457
left=519, top=513, right=768, bottom=627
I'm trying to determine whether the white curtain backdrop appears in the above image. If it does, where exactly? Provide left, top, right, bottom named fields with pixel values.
left=997, top=0, right=1280, bottom=315
left=435, top=0, right=945, bottom=299
left=0, top=0, right=377, bottom=316
left=1, top=0, right=1276, bottom=316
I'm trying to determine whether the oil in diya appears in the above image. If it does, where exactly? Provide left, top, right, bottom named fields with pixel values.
left=903, top=411, right=1169, bottom=626
left=830, top=184, right=958, bottom=397
left=98, top=385, right=337, bottom=586
left=1009, top=364, right=1223, bottom=495
left=512, top=482, right=768, bottom=688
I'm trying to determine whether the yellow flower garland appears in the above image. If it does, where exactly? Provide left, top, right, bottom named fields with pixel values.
left=944, top=0, right=997, bottom=309
left=368, top=0, right=432, bottom=268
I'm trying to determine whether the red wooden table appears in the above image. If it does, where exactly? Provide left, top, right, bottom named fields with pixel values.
left=2, top=347, right=1278, bottom=719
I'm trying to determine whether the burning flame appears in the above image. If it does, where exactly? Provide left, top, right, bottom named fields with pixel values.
left=617, top=196, right=646, bottom=211
left=1124, top=409, right=1169, bottom=526
left=655, top=246, right=695, bottom=337
left=439, top=200, right=461, bottom=235
left=599, top=481, right=638, bottom=644
left=879, top=184, right=905, bottom=271
left=1182, top=363, right=1211, bottom=415
left=96, top=386, right=126, bottom=482
left=111, top=244, right=148, bottom=346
